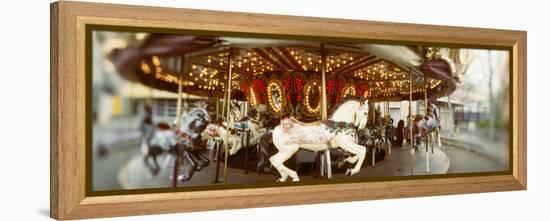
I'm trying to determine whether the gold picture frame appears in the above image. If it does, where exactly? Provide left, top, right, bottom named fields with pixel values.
left=50, top=1, right=527, bottom=219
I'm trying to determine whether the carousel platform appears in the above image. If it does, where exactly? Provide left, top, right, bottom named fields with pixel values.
left=117, top=144, right=449, bottom=189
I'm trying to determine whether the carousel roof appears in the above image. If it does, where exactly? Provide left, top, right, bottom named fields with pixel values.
left=110, top=33, right=464, bottom=102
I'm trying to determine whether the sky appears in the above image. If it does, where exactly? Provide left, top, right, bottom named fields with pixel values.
left=455, top=49, right=509, bottom=102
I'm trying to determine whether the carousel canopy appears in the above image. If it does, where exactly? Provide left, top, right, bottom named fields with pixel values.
left=110, top=33, right=468, bottom=107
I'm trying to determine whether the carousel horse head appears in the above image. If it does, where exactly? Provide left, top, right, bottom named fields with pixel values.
left=248, top=104, right=267, bottom=123
left=356, top=100, right=370, bottom=129
left=229, top=102, right=244, bottom=122
left=330, top=96, right=369, bottom=128
left=178, top=108, right=211, bottom=143
left=424, top=95, right=441, bottom=124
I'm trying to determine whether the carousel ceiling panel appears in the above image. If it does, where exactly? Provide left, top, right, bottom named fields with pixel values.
left=111, top=34, right=218, bottom=74
left=110, top=34, right=460, bottom=102
left=282, top=46, right=365, bottom=73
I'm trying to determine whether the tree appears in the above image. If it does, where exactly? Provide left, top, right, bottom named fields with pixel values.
left=487, top=50, right=496, bottom=140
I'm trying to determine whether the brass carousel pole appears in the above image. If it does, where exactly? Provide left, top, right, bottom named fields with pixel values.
left=221, top=83, right=228, bottom=121
left=146, top=88, right=153, bottom=107
left=242, top=63, right=252, bottom=174
left=173, top=56, right=185, bottom=188
left=216, top=99, right=220, bottom=120
left=212, top=79, right=222, bottom=183
left=408, top=67, right=414, bottom=176
left=424, top=76, right=430, bottom=173
left=320, top=44, right=328, bottom=120
left=320, top=43, right=331, bottom=179
left=175, top=56, right=185, bottom=129
left=372, top=101, right=377, bottom=167
left=223, top=48, right=234, bottom=184
left=386, top=100, right=391, bottom=155
left=445, top=95, right=453, bottom=161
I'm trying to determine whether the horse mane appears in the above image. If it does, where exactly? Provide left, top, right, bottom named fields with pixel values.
left=329, top=96, right=364, bottom=118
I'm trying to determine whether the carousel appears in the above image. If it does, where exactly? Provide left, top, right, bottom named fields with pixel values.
left=110, top=33, right=471, bottom=185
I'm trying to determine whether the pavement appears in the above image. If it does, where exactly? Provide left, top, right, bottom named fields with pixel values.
left=355, top=144, right=450, bottom=178
left=439, top=130, right=509, bottom=174
left=441, top=130, right=509, bottom=171
left=92, top=129, right=509, bottom=191
left=115, top=143, right=449, bottom=190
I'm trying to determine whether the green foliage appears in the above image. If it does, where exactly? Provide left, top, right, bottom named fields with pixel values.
left=476, top=119, right=509, bottom=129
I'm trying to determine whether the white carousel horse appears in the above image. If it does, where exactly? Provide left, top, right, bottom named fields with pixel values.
left=222, top=104, right=268, bottom=156
left=203, top=123, right=242, bottom=155
left=270, top=98, right=370, bottom=182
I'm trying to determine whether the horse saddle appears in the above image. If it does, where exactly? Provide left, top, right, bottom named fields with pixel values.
left=281, top=117, right=332, bottom=145
left=283, top=116, right=323, bottom=127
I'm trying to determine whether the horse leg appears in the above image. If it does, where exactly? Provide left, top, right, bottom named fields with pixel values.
left=151, top=154, right=160, bottom=176
left=229, top=139, right=241, bottom=155
left=256, top=144, right=264, bottom=176
left=143, top=155, right=155, bottom=176
left=344, top=153, right=359, bottom=164
left=189, top=150, right=206, bottom=171
left=257, top=142, right=270, bottom=176
left=258, top=131, right=274, bottom=176
left=161, top=154, right=173, bottom=171
left=342, top=139, right=360, bottom=164
left=414, top=135, right=420, bottom=151
left=269, top=146, right=299, bottom=182
left=349, top=143, right=367, bottom=175
left=430, top=132, right=435, bottom=153
left=337, top=138, right=366, bottom=176
left=180, top=150, right=197, bottom=182
left=281, top=162, right=300, bottom=182
left=195, top=151, right=209, bottom=169
left=144, top=146, right=162, bottom=177
left=198, top=152, right=210, bottom=167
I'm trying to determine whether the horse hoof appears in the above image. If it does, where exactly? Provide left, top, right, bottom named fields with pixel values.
left=345, top=168, right=352, bottom=176
left=178, top=174, right=190, bottom=182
